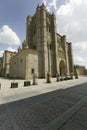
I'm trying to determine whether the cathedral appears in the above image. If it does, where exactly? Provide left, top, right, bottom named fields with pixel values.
left=0, top=4, right=74, bottom=79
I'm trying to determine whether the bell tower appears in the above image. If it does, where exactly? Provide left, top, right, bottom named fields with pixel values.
left=26, top=3, right=74, bottom=78
left=26, top=3, right=58, bottom=78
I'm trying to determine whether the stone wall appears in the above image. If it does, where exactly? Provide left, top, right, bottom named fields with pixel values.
left=2, top=51, right=16, bottom=77
left=25, top=52, right=38, bottom=79
left=74, top=65, right=87, bottom=76
left=9, top=51, right=26, bottom=79
left=9, top=48, right=38, bottom=79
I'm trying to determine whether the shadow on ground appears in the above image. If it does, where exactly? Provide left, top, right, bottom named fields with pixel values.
left=0, top=82, right=87, bottom=130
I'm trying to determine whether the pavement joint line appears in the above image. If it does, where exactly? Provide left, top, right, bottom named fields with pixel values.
left=41, top=96, right=87, bottom=130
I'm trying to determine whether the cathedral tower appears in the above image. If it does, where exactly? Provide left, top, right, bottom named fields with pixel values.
left=26, top=3, right=74, bottom=78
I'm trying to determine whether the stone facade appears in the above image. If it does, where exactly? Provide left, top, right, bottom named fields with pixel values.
left=74, top=65, right=87, bottom=76
left=9, top=45, right=38, bottom=79
left=1, top=51, right=16, bottom=77
left=26, top=4, right=74, bottom=78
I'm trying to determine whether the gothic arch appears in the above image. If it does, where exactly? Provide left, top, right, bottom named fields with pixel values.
left=59, top=60, right=66, bottom=76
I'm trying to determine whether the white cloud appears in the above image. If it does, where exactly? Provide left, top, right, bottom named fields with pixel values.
left=48, top=0, right=57, bottom=10
left=73, top=42, right=87, bottom=54
left=7, top=47, right=16, bottom=52
left=72, top=41, right=87, bottom=67
left=0, top=25, right=20, bottom=45
left=42, top=0, right=57, bottom=11
left=0, top=50, right=4, bottom=57
left=0, top=47, right=16, bottom=57
left=74, top=55, right=87, bottom=67
left=57, top=3, right=73, bottom=16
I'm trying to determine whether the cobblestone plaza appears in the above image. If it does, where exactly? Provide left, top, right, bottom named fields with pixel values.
left=0, top=77, right=87, bottom=130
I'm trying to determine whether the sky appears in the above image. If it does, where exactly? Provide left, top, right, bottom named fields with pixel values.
left=0, top=0, right=87, bottom=68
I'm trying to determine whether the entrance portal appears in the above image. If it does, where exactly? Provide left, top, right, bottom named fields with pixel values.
left=59, top=60, right=66, bottom=76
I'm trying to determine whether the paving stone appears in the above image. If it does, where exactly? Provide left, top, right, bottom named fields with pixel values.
left=59, top=120, right=87, bottom=130
left=11, top=97, right=73, bottom=130
left=71, top=103, right=87, bottom=128
left=0, top=77, right=87, bottom=130
left=0, top=105, right=14, bottom=130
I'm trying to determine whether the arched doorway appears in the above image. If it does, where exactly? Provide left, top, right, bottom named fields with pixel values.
left=59, top=60, right=66, bottom=76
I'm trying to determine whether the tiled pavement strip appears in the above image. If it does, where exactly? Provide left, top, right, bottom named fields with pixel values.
left=0, top=77, right=87, bottom=130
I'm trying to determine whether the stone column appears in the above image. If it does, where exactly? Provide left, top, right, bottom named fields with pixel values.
left=47, top=43, right=51, bottom=73
left=68, top=42, right=74, bottom=76
left=26, top=16, right=32, bottom=47
left=62, top=35, right=69, bottom=75
left=51, top=14, right=59, bottom=76
left=41, top=4, right=48, bottom=77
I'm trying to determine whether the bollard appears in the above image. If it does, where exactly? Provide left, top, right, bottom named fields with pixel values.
left=32, top=73, right=38, bottom=85
left=56, top=73, right=60, bottom=82
left=11, top=82, right=18, bottom=88
left=46, top=72, right=51, bottom=83
left=24, top=81, right=31, bottom=86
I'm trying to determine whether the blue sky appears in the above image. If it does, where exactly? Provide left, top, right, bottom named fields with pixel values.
left=0, top=0, right=42, bottom=49
left=0, top=0, right=87, bottom=68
